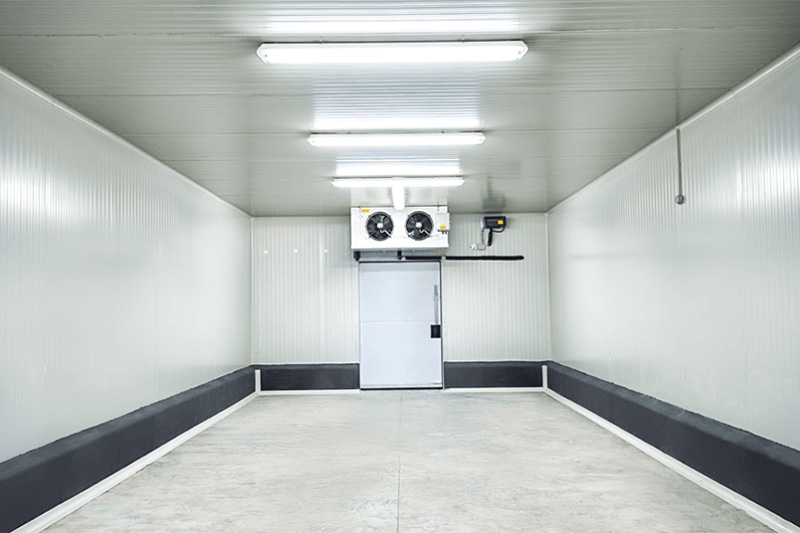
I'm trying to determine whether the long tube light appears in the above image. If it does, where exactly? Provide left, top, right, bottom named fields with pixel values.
left=332, top=177, right=465, bottom=189
left=309, top=132, right=485, bottom=147
left=257, top=41, right=528, bottom=64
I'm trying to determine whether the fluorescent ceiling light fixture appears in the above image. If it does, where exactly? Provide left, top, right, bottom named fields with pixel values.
left=266, top=19, right=519, bottom=35
left=313, top=117, right=480, bottom=132
left=257, top=41, right=528, bottom=64
left=309, top=132, right=485, bottom=147
left=336, top=161, right=461, bottom=177
left=332, top=177, right=465, bottom=189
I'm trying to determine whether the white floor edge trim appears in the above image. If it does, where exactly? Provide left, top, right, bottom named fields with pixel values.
left=544, top=389, right=800, bottom=533
left=442, top=387, right=544, bottom=394
left=258, top=389, right=361, bottom=396
left=12, top=392, right=257, bottom=533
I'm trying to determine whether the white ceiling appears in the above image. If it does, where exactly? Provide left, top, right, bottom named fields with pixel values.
left=1, top=1, right=799, bottom=216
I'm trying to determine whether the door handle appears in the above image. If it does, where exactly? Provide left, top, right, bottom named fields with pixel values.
left=432, top=284, right=441, bottom=338
left=433, top=284, right=440, bottom=324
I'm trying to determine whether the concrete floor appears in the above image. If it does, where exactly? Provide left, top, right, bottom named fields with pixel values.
left=46, top=391, right=772, bottom=532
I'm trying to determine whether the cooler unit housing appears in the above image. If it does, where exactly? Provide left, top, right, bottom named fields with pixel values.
left=351, top=206, right=450, bottom=250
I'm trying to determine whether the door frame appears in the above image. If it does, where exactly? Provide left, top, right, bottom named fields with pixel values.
left=357, top=259, right=444, bottom=390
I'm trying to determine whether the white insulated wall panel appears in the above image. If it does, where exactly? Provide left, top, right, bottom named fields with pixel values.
left=443, top=214, right=550, bottom=361
left=251, top=217, right=358, bottom=364
left=0, top=71, right=251, bottom=463
left=549, top=137, right=681, bottom=393
left=549, top=52, right=800, bottom=450
left=251, top=213, right=550, bottom=365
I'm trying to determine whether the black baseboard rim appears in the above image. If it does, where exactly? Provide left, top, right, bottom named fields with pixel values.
left=0, top=367, right=254, bottom=533
left=257, top=363, right=360, bottom=391
left=257, top=362, right=545, bottom=391
left=546, top=362, right=800, bottom=527
left=6, top=361, right=796, bottom=530
left=444, top=361, right=544, bottom=389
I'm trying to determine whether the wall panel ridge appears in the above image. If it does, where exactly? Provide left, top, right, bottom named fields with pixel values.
left=548, top=47, right=800, bottom=450
left=443, top=214, right=550, bottom=362
left=251, top=216, right=359, bottom=364
left=0, top=70, right=252, bottom=463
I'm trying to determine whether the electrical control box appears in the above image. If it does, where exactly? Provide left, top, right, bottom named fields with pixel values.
left=483, top=216, right=506, bottom=229
left=435, top=212, right=450, bottom=232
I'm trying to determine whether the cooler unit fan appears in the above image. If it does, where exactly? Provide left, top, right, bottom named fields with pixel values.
left=405, top=211, right=433, bottom=241
left=365, top=211, right=393, bottom=241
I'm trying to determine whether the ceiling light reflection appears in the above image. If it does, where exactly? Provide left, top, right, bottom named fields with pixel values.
left=265, top=19, right=520, bottom=35
left=313, top=117, right=480, bottom=132
left=335, top=161, right=462, bottom=177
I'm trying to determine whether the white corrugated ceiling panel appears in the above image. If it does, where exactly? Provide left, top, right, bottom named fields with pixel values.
left=0, top=1, right=798, bottom=215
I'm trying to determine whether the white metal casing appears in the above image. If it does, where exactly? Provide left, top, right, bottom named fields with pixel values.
left=350, top=206, right=449, bottom=250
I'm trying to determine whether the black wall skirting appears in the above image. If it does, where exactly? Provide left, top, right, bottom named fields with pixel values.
left=547, top=362, right=800, bottom=526
left=0, top=367, right=254, bottom=533
left=6, top=361, right=798, bottom=530
left=257, top=364, right=360, bottom=391
left=256, top=361, right=544, bottom=391
left=444, top=361, right=544, bottom=388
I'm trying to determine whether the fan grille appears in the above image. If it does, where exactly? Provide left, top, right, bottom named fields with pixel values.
left=405, top=211, right=433, bottom=241
left=365, top=211, right=394, bottom=241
